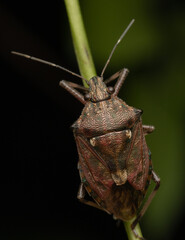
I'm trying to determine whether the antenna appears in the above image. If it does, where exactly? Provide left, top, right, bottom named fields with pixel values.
left=11, top=51, right=88, bottom=83
left=100, top=19, right=135, bottom=78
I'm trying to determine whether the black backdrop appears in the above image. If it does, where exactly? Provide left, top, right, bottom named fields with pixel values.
left=1, top=1, right=185, bottom=240
left=1, top=1, right=126, bottom=239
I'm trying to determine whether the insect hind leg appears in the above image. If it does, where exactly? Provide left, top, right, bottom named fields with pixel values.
left=77, top=183, right=108, bottom=212
left=131, top=170, right=160, bottom=237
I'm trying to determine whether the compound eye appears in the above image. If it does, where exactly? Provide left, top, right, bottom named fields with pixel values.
left=84, top=93, right=91, bottom=101
left=107, top=86, right=115, bottom=94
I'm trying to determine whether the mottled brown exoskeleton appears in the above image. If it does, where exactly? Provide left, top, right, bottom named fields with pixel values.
left=12, top=20, right=160, bottom=239
left=60, top=74, right=160, bottom=239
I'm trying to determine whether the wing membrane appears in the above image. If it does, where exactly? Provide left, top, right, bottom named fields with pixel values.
left=75, top=134, right=114, bottom=201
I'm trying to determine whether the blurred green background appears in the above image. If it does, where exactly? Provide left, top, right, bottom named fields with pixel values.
left=80, top=1, right=185, bottom=239
left=1, top=0, right=185, bottom=240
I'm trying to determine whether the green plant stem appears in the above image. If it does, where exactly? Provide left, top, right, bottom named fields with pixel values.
left=124, top=219, right=143, bottom=240
left=64, top=0, right=143, bottom=239
left=64, top=0, right=96, bottom=87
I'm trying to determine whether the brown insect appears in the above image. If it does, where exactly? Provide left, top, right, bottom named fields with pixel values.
left=12, top=19, right=160, bottom=239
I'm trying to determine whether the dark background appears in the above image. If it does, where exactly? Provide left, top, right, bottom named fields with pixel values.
left=1, top=0, right=185, bottom=239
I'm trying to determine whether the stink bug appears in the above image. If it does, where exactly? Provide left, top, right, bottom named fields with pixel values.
left=12, top=19, right=160, bottom=239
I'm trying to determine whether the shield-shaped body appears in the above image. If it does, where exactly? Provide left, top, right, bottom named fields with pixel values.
left=72, top=95, right=152, bottom=221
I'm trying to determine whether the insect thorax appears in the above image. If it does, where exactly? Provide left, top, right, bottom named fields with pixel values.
left=72, top=96, right=140, bottom=138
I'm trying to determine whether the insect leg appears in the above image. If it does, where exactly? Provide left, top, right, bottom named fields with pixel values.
left=77, top=183, right=107, bottom=212
left=131, top=170, right=160, bottom=232
left=104, top=68, right=129, bottom=89
left=63, top=81, right=88, bottom=91
left=104, top=70, right=123, bottom=84
left=113, top=68, right=129, bottom=96
left=59, top=80, right=86, bottom=104
left=142, top=125, right=155, bottom=135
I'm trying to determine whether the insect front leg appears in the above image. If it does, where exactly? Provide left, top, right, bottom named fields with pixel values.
left=104, top=68, right=129, bottom=96
left=59, top=80, right=86, bottom=104
left=104, top=69, right=123, bottom=84
left=131, top=170, right=160, bottom=235
left=113, top=68, right=129, bottom=96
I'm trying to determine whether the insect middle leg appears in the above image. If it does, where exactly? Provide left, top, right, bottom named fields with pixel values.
left=131, top=170, right=160, bottom=232
left=142, top=125, right=155, bottom=135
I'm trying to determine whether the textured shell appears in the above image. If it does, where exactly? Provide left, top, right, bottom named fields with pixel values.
left=76, top=136, right=145, bottom=221
left=72, top=96, right=139, bottom=138
left=72, top=95, right=151, bottom=220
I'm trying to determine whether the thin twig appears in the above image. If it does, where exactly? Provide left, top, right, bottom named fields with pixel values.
left=64, top=0, right=96, bottom=87
left=124, top=219, right=143, bottom=240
